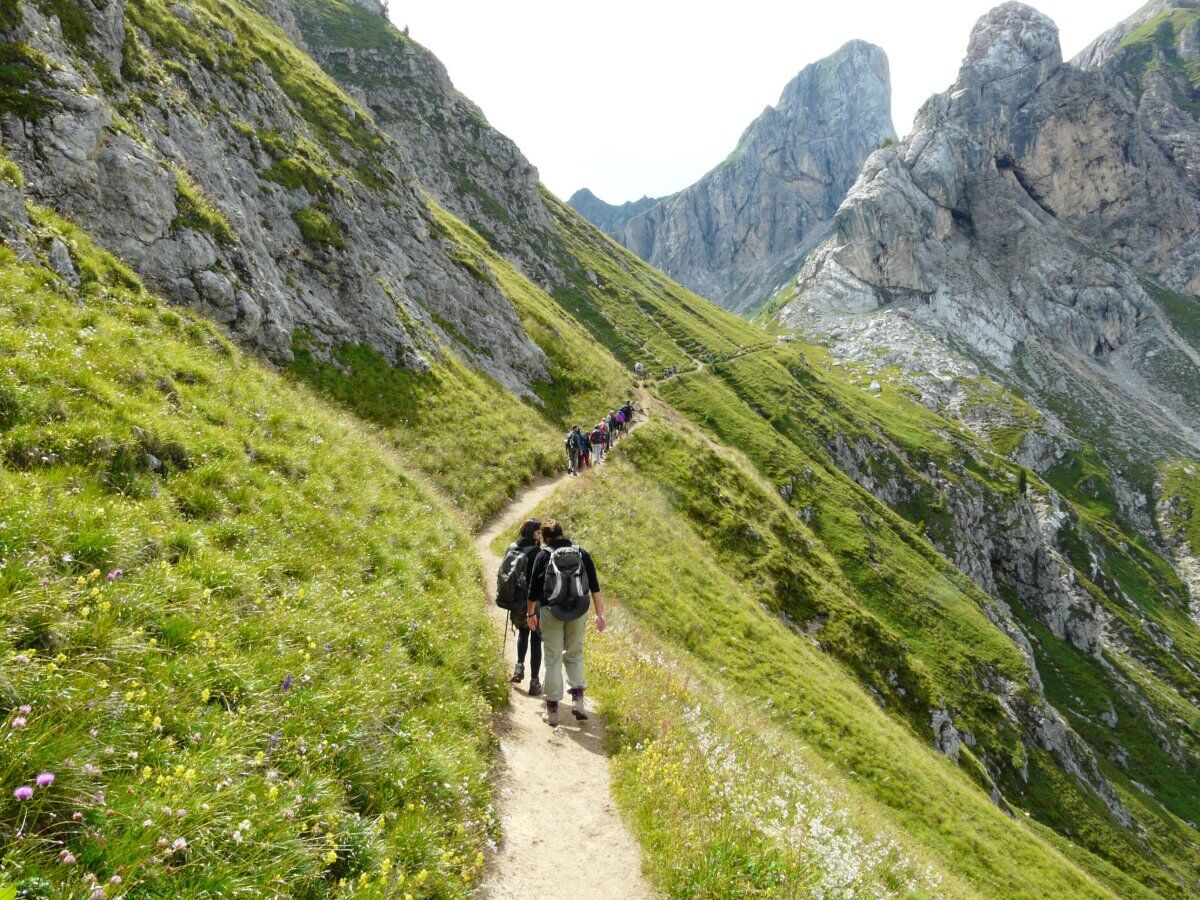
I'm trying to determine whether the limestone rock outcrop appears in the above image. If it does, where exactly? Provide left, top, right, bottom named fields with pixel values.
left=572, top=41, right=896, bottom=313
left=0, top=0, right=549, bottom=393
left=780, top=2, right=1200, bottom=459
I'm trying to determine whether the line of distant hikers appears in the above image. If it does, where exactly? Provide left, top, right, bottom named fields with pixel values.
left=493, top=398, right=635, bottom=726
left=564, top=398, right=635, bottom=476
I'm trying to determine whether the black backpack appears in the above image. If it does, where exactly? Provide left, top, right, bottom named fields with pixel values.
left=496, top=543, right=533, bottom=612
left=542, top=545, right=591, bottom=621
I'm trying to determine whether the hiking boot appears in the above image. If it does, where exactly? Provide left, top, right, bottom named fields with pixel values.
left=510, top=663, right=524, bottom=684
left=570, top=689, right=589, bottom=721
left=528, top=678, right=543, bottom=697
left=544, top=701, right=559, bottom=727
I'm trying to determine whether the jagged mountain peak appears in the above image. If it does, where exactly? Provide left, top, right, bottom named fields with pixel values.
left=571, top=39, right=895, bottom=313
left=950, top=1, right=1061, bottom=131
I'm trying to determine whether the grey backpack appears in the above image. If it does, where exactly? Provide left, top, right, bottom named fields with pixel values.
left=542, top=545, right=591, bottom=621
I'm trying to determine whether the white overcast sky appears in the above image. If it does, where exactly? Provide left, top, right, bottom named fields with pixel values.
left=389, top=1, right=1139, bottom=203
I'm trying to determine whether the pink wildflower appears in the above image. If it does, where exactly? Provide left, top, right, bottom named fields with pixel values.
left=13, top=786, right=33, bottom=801
left=36, top=772, right=55, bottom=787
left=18, top=705, right=31, bottom=715
left=59, top=850, right=75, bottom=865
left=11, top=717, right=26, bottom=729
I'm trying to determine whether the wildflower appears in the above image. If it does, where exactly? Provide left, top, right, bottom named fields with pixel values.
left=89, top=889, right=105, bottom=900
left=176, top=808, right=186, bottom=819
left=323, top=850, right=337, bottom=865
left=171, top=837, right=187, bottom=853
left=106, top=569, right=123, bottom=581
left=36, top=772, right=55, bottom=787
left=11, top=717, right=26, bottom=729
left=18, top=705, right=31, bottom=715
left=110, top=875, right=122, bottom=885
left=14, top=654, right=29, bottom=664
left=281, top=675, right=293, bottom=692
left=13, top=786, right=33, bottom=800
left=59, top=850, right=76, bottom=865
left=73, top=812, right=84, bottom=822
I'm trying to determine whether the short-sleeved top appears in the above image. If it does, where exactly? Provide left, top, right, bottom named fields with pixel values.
left=529, top=538, right=600, bottom=602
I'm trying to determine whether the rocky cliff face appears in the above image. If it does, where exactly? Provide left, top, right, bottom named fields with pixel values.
left=286, top=0, right=564, bottom=286
left=780, top=2, right=1200, bottom=465
left=566, top=188, right=659, bottom=238
left=0, top=0, right=548, bottom=393
left=571, top=41, right=896, bottom=313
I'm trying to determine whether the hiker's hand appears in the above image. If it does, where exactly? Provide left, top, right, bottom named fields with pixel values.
left=594, top=614, right=607, bottom=633
left=527, top=613, right=538, bottom=631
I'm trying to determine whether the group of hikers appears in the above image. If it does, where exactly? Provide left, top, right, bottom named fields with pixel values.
left=564, top=398, right=635, bottom=475
left=494, top=398, right=634, bottom=726
left=495, top=517, right=606, bottom=725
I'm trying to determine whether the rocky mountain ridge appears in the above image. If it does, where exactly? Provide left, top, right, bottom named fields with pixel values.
left=565, top=187, right=659, bottom=237
left=0, top=0, right=551, bottom=394
left=572, top=40, right=896, bottom=313
left=779, top=2, right=1200, bottom=471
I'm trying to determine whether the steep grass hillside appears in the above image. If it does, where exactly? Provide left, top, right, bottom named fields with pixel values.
left=0, top=179, right=503, bottom=897
left=509, top=418, right=1135, bottom=898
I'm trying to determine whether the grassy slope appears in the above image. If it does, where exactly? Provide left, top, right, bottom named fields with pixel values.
left=654, top=342, right=1200, bottom=895
left=289, top=200, right=633, bottom=526
left=19, top=0, right=1198, bottom=892
left=504, top=422, right=1134, bottom=899
left=0, top=203, right=503, bottom=897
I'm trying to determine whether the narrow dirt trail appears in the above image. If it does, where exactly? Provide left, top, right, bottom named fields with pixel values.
left=475, top=410, right=653, bottom=900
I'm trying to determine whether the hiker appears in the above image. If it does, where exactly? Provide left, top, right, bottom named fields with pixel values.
left=590, top=422, right=606, bottom=464
left=623, top=398, right=635, bottom=425
left=580, top=434, right=591, bottom=469
left=634, top=361, right=644, bottom=381
left=615, top=406, right=626, bottom=435
left=527, top=519, right=606, bottom=726
left=496, top=519, right=543, bottom=696
left=565, top=425, right=586, bottom=475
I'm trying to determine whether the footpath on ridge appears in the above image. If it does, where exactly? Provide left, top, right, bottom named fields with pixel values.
left=474, top=394, right=653, bottom=899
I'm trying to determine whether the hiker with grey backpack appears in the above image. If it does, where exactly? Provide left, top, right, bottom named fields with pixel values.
left=495, top=519, right=544, bottom=696
left=526, top=519, right=606, bottom=726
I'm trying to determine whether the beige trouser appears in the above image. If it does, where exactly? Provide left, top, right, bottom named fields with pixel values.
left=538, top=611, right=587, bottom=702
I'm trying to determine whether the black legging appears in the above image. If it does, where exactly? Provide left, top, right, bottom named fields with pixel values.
left=516, top=625, right=542, bottom=675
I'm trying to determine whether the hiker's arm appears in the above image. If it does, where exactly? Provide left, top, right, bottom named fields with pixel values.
left=584, top=550, right=606, bottom=632
left=592, top=591, right=607, bottom=632
left=526, top=552, right=545, bottom=630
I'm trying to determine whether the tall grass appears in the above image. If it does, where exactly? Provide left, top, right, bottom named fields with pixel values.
left=0, top=209, right=504, bottom=896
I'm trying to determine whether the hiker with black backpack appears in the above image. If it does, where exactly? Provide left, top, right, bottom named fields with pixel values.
left=526, top=519, right=606, bottom=726
left=496, top=519, right=544, bottom=696
left=565, top=425, right=585, bottom=475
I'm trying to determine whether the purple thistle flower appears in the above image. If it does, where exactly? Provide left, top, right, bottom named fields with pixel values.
left=106, top=569, right=123, bottom=581
left=18, top=705, right=31, bottom=715
left=13, top=785, right=33, bottom=800
left=10, top=717, right=25, bottom=729
left=59, top=850, right=76, bottom=865
left=281, top=675, right=293, bottom=692
left=36, top=772, right=54, bottom=787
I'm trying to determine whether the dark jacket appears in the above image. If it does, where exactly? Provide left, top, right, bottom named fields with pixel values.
left=529, top=538, right=600, bottom=604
